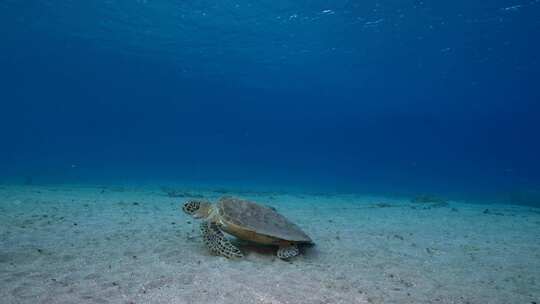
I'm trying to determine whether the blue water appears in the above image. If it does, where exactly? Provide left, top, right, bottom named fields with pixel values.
left=1, top=1, right=539, bottom=202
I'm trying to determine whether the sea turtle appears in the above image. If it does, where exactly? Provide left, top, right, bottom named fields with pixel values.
left=182, top=196, right=313, bottom=259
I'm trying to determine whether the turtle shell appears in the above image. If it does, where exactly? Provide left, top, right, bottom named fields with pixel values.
left=216, top=197, right=313, bottom=243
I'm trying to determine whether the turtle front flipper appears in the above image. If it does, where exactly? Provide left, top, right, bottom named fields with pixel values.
left=200, top=221, right=243, bottom=258
left=277, top=243, right=299, bottom=259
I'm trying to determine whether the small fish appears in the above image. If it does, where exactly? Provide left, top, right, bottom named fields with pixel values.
left=364, top=18, right=384, bottom=27
left=501, top=5, right=522, bottom=11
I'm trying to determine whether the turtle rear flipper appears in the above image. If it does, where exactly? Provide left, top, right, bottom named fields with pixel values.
left=200, top=221, right=243, bottom=258
left=277, top=243, right=299, bottom=259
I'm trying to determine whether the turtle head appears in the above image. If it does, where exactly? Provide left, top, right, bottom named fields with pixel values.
left=182, top=200, right=212, bottom=219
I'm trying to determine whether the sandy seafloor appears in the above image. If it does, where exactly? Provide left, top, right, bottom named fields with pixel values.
left=0, top=184, right=539, bottom=304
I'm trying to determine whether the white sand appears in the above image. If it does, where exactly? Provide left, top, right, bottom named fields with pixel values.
left=0, top=184, right=539, bottom=304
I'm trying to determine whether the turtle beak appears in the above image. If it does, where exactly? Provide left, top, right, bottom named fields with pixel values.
left=192, top=213, right=204, bottom=219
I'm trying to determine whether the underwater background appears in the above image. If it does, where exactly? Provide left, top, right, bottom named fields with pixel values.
left=1, top=0, right=540, bottom=203
left=2, top=2, right=540, bottom=304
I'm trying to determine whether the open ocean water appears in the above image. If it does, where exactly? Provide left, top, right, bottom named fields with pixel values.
left=1, top=1, right=540, bottom=304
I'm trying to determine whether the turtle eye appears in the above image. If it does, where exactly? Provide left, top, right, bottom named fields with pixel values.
left=183, top=201, right=200, bottom=215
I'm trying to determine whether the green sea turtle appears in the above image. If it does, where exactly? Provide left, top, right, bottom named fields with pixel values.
left=182, top=196, right=313, bottom=259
